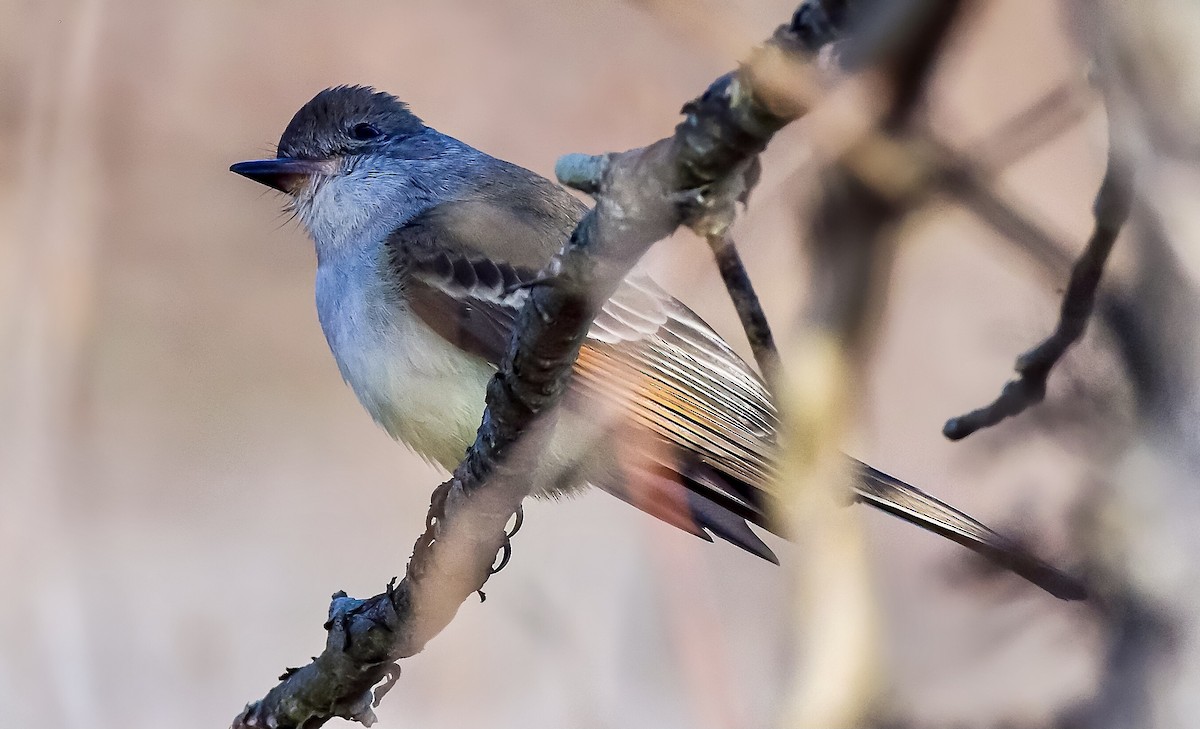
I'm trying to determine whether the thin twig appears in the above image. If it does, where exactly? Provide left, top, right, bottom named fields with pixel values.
left=942, top=107, right=1134, bottom=441
left=969, top=79, right=1094, bottom=173
left=931, top=138, right=1077, bottom=277
left=705, top=231, right=780, bottom=376
left=689, top=0, right=862, bottom=380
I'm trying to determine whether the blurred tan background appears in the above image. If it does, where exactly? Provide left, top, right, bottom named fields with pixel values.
left=0, top=1, right=1112, bottom=727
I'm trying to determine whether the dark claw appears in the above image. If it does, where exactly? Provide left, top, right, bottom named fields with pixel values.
left=426, top=482, right=451, bottom=530
left=506, top=506, right=524, bottom=539
left=490, top=538, right=512, bottom=575
left=372, top=664, right=403, bottom=707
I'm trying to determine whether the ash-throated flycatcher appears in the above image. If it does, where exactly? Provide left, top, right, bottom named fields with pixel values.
left=231, top=86, right=1083, bottom=600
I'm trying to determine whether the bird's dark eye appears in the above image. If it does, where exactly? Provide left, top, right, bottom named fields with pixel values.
left=350, top=123, right=383, bottom=141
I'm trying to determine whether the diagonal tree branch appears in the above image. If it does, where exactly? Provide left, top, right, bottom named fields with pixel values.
left=968, top=78, right=1094, bottom=174
left=231, top=4, right=847, bottom=728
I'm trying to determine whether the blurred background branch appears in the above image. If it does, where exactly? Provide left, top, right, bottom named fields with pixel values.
left=942, top=104, right=1132, bottom=441
left=773, top=4, right=967, bottom=727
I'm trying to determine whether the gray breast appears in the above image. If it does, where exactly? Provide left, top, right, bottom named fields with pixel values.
left=314, top=247, right=497, bottom=469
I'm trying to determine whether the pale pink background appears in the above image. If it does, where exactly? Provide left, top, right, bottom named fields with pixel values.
left=1, top=2, right=1107, bottom=727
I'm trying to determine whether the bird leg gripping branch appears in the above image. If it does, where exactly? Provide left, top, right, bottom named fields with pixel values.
left=231, top=4, right=845, bottom=728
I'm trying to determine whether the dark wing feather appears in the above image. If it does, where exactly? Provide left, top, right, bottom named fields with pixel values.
left=854, top=464, right=1086, bottom=599
left=401, top=253, right=538, bottom=361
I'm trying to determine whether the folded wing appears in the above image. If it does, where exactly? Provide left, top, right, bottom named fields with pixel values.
left=384, top=197, right=1085, bottom=600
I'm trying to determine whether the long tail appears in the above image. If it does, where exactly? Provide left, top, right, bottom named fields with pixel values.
left=598, top=451, right=1086, bottom=600
left=850, top=460, right=1087, bottom=600
left=642, top=455, right=1086, bottom=601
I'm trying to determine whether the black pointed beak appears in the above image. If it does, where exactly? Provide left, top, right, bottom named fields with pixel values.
left=229, top=158, right=331, bottom=193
